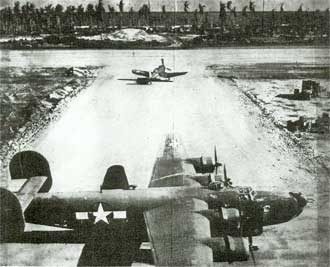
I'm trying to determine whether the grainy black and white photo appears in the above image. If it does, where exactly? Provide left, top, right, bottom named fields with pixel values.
left=0, top=0, right=329, bottom=266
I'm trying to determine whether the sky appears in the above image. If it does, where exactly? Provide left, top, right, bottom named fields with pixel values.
left=1, top=0, right=329, bottom=11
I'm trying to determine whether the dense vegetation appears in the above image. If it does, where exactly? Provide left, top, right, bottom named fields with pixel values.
left=0, top=1, right=329, bottom=38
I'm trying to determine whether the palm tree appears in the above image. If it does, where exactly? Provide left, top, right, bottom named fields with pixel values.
left=242, top=5, right=248, bottom=17
left=242, top=5, right=250, bottom=37
left=34, top=8, right=42, bottom=34
left=13, top=1, right=21, bottom=34
left=184, top=1, right=189, bottom=13
left=44, top=4, right=54, bottom=33
left=138, top=4, right=150, bottom=26
left=29, top=2, right=36, bottom=33
left=37, top=7, right=46, bottom=33
left=128, top=7, right=135, bottom=27
left=161, top=5, right=167, bottom=29
left=96, top=0, right=106, bottom=29
left=76, top=4, right=85, bottom=26
left=198, top=3, right=206, bottom=33
left=271, top=8, right=276, bottom=34
left=219, top=2, right=226, bottom=32
left=193, top=9, right=198, bottom=31
left=55, top=4, right=63, bottom=34
left=296, top=4, right=304, bottom=37
left=86, top=4, right=95, bottom=27
left=280, top=3, right=284, bottom=26
left=4, top=7, right=13, bottom=34
left=65, top=6, right=76, bottom=33
left=108, top=5, right=115, bottom=28
left=117, top=0, right=124, bottom=29
left=184, top=1, right=189, bottom=25
left=118, top=0, right=124, bottom=13
left=248, top=1, right=256, bottom=34
left=198, top=3, right=205, bottom=14
left=249, top=1, right=255, bottom=13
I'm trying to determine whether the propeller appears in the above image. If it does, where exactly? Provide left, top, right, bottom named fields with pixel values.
left=239, top=203, right=257, bottom=266
left=213, top=146, right=222, bottom=176
left=223, top=165, right=233, bottom=188
left=248, top=235, right=257, bottom=266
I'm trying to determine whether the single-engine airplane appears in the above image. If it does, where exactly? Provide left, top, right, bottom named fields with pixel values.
left=118, top=59, right=187, bottom=84
left=0, top=135, right=306, bottom=266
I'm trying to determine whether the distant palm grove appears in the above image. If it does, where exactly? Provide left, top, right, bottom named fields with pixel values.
left=0, top=0, right=329, bottom=38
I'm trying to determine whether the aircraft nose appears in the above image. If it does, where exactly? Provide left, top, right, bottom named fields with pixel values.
left=289, top=192, right=307, bottom=216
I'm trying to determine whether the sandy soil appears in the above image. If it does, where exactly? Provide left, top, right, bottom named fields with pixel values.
left=78, top=29, right=169, bottom=43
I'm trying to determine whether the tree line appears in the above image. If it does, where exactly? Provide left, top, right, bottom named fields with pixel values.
left=0, top=0, right=329, bottom=36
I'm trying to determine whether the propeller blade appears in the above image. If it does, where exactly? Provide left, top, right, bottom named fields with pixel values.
left=224, top=164, right=227, bottom=180
left=214, top=146, right=219, bottom=175
left=248, top=231, right=258, bottom=266
left=249, top=244, right=257, bottom=266
left=223, top=164, right=233, bottom=187
left=214, top=146, right=218, bottom=164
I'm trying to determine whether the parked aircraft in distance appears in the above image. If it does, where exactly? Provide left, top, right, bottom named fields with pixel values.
left=0, top=135, right=306, bottom=266
left=119, top=59, right=187, bottom=84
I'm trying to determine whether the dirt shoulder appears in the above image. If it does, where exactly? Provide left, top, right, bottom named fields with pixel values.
left=0, top=66, right=101, bottom=185
left=211, top=65, right=329, bottom=266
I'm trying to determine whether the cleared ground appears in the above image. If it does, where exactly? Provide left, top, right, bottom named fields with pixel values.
left=0, top=48, right=329, bottom=266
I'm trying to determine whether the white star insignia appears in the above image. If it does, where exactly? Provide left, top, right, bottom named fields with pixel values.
left=93, top=203, right=112, bottom=224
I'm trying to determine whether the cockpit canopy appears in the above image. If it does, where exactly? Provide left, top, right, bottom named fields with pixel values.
left=236, top=186, right=256, bottom=201
left=208, top=183, right=256, bottom=201
left=208, top=181, right=223, bottom=191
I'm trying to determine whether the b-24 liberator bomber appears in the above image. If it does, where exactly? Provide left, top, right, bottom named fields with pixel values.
left=119, top=59, right=187, bottom=84
left=0, top=135, right=306, bottom=266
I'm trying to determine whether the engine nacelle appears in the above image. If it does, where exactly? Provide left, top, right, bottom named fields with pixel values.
left=200, top=205, right=263, bottom=238
left=189, top=174, right=211, bottom=186
left=202, top=236, right=249, bottom=263
left=239, top=201, right=264, bottom=237
left=186, top=156, right=215, bottom=174
left=0, top=188, right=25, bottom=242
left=203, top=208, right=241, bottom=237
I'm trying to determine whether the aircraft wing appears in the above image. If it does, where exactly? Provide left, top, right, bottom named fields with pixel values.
left=132, top=69, right=150, bottom=77
left=15, top=176, right=48, bottom=211
left=118, top=78, right=173, bottom=84
left=118, top=78, right=138, bottom=81
left=144, top=197, right=213, bottom=266
left=149, top=78, right=173, bottom=83
left=165, top=72, right=188, bottom=78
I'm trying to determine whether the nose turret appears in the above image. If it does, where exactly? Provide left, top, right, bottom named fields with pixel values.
left=256, top=191, right=307, bottom=227
left=289, top=192, right=307, bottom=217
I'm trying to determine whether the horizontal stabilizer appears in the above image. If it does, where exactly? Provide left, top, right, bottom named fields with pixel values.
left=149, top=78, right=172, bottom=83
left=16, top=176, right=48, bottom=211
left=118, top=78, right=137, bottom=81
left=101, top=165, right=129, bottom=190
